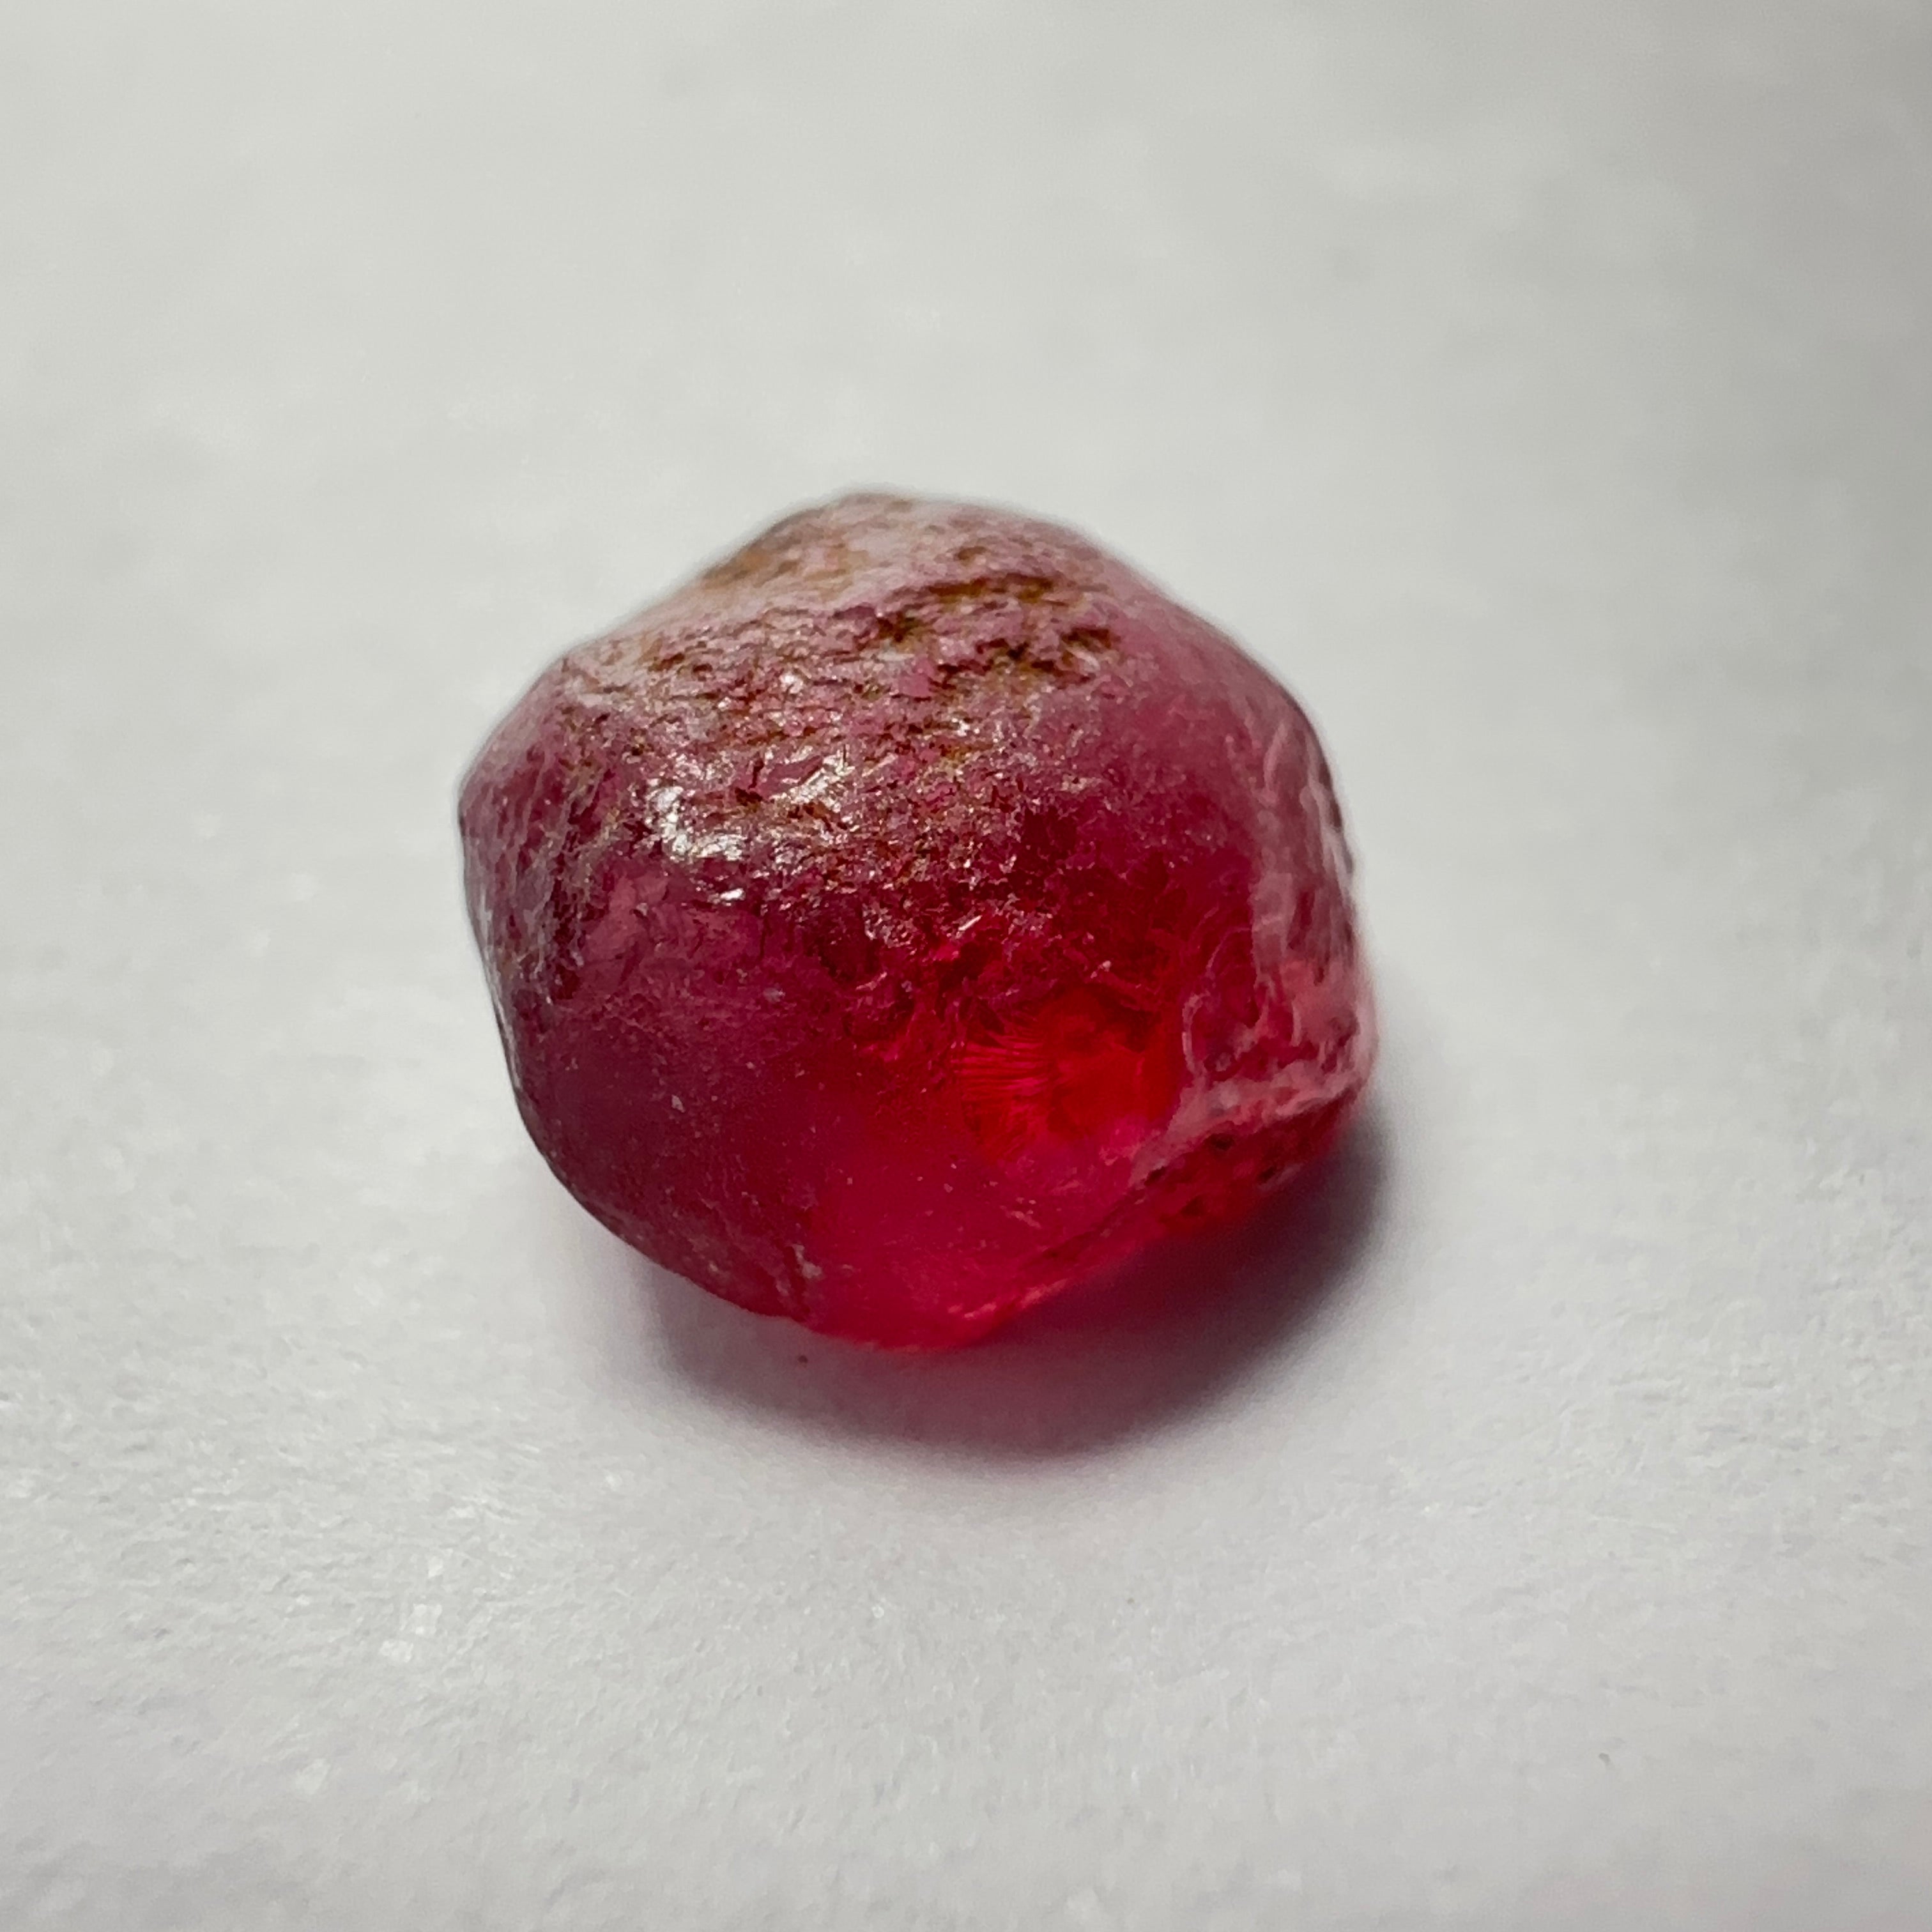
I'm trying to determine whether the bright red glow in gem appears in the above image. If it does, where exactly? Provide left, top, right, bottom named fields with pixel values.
left=459, top=494, right=1374, bottom=1346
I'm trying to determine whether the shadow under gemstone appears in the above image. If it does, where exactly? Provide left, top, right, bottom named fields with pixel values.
left=607, top=1094, right=1390, bottom=1459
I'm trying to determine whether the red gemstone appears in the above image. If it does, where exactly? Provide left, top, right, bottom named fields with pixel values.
left=459, top=494, right=1374, bottom=1346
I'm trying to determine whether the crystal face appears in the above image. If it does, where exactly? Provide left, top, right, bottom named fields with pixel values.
left=459, top=494, right=1375, bottom=1346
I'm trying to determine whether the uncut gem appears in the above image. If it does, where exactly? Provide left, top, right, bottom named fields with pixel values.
left=460, top=494, right=1374, bottom=1346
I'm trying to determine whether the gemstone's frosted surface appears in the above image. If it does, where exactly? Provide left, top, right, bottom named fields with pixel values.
left=460, top=495, right=1374, bottom=1346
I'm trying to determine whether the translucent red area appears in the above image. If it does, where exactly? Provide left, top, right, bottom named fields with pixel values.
left=460, top=494, right=1374, bottom=1346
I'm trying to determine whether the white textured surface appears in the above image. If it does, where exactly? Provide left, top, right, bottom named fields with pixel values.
left=3, top=3, right=1929, bottom=1926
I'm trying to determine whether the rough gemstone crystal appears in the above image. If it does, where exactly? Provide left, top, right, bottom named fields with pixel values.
left=459, top=494, right=1374, bottom=1346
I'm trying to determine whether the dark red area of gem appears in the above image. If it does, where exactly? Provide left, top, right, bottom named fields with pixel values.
left=460, top=494, right=1374, bottom=1346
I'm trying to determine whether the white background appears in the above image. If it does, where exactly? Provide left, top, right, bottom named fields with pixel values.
left=3, top=3, right=1929, bottom=1926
